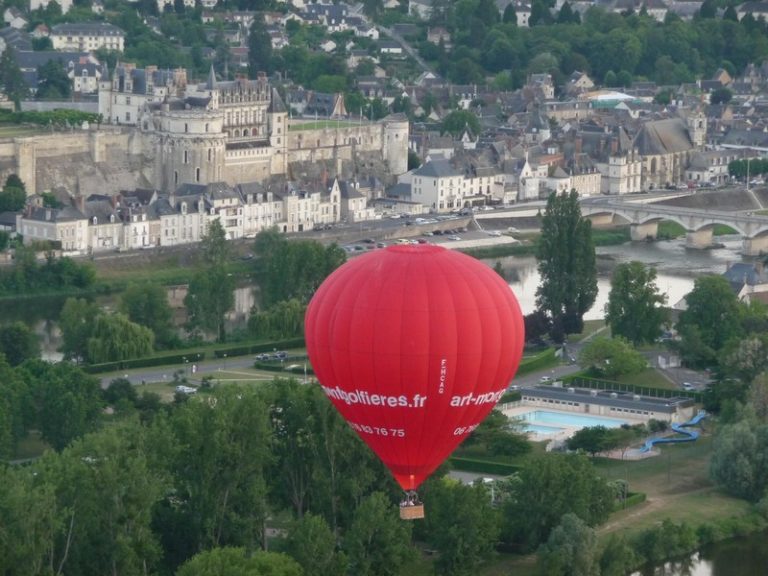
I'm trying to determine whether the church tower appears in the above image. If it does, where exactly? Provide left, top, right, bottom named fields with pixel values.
left=687, top=110, right=707, bottom=148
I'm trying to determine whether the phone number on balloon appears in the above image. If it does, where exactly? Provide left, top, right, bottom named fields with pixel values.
left=349, top=422, right=406, bottom=437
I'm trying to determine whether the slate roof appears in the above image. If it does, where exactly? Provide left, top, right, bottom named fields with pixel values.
left=50, top=22, right=125, bottom=37
left=723, top=263, right=768, bottom=290
left=411, top=158, right=462, bottom=178
left=633, top=118, right=694, bottom=155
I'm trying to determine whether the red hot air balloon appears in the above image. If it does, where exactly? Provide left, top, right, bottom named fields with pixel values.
left=305, top=244, right=524, bottom=518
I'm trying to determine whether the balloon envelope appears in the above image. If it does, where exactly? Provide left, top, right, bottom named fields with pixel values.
left=305, top=244, right=525, bottom=490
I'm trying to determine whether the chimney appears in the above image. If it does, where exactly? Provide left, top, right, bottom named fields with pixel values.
left=74, top=195, right=85, bottom=213
left=575, top=135, right=582, bottom=155
left=610, top=137, right=618, bottom=156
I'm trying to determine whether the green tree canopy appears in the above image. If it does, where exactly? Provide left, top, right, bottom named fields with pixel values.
left=36, top=59, right=71, bottom=100
left=285, top=514, right=348, bottom=576
left=605, top=261, right=668, bottom=345
left=185, top=220, right=235, bottom=341
left=578, top=336, right=647, bottom=377
left=58, top=297, right=100, bottom=362
left=536, top=190, right=597, bottom=339
left=502, top=453, right=613, bottom=550
left=423, top=478, right=500, bottom=575
left=87, top=313, right=155, bottom=364
left=676, top=275, right=743, bottom=368
left=121, top=282, right=176, bottom=349
left=177, top=548, right=302, bottom=576
left=440, top=109, right=481, bottom=137
left=345, top=492, right=415, bottom=576
left=537, top=513, right=600, bottom=576
left=0, top=321, right=40, bottom=366
left=710, top=420, right=768, bottom=502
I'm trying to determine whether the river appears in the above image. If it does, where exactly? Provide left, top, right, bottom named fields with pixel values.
left=0, top=234, right=753, bottom=359
left=495, top=234, right=749, bottom=319
left=633, top=530, right=768, bottom=576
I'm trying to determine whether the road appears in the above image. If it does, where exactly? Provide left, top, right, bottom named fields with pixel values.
left=377, top=24, right=434, bottom=76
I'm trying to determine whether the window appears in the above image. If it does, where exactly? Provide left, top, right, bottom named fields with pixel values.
left=185, top=123, right=188, bottom=133
left=196, top=168, right=200, bottom=182
left=184, top=150, right=188, bottom=164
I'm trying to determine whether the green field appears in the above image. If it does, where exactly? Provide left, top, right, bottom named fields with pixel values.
left=0, top=125, right=46, bottom=138
left=288, top=120, right=363, bottom=131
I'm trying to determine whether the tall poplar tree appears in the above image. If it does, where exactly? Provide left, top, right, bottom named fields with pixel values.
left=535, top=189, right=597, bottom=340
left=185, top=219, right=235, bottom=342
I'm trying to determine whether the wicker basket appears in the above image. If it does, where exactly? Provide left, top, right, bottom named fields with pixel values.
left=399, top=504, right=425, bottom=520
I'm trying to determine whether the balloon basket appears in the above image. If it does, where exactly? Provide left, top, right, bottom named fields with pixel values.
left=399, top=503, right=425, bottom=520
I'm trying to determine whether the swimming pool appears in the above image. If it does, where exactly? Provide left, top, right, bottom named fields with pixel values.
left=514, top=410, right=629, bottom=436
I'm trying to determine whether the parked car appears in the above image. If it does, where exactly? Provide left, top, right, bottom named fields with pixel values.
left=175, top=385, right=197, bottom=395
left=539, top=376, right=552, bottom=383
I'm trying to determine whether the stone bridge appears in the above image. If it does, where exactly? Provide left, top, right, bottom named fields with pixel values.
left=581, top=197, right=768, bottom=256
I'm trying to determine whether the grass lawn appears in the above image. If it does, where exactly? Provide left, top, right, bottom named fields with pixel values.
left=614, top=367, right=676, bottom=389
left=288, top=120, right=362, bottom=131
left=0, top=125, right=46, bottom=138
left=567, top=319, right=607, bottom=343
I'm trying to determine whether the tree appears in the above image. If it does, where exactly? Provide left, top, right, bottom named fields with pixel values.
left=676, top=275, right=743, bottom=368
left=502, top=3, right=517, bottom=24
left=157, top=387, right=271, bottom=567
left=578, top=336, right=647, bottom=377
left=710, top=87, right=733, bottom=105
left=345, top=492, right=414, bottom=576
left=248, top=16, right=273, bottom=75
left=37, top=420, right=170, bottom=575
left=502, top=454, right=613, bottom=551
left=718, top=335, right=768, bottom=385
left=0, top=321, right=40, bottom=366
left=20, top=360, right=103, bottom=450
left=566, top=426, right=612, bottom=456
left=710, top=420, right=768, bottom=502
left=0, top=47, right=28, bottom=110
left=537, top=513, right=600, bottom=576
left=185, top=220, right=235, bottom=341
left=36, top=59, right=71, bottom=100
left=440, top=109, right=481, bottom=138
left=536, top=190, right=597, bottom=339
left=0, top=174, right=26, bottom=212
left=177, top=548, right=302, bottom=576
left=253, top=229, right=346, bottom=308
left=423, top=478, right=500, bottom=576
left=605, top=261, right=668, bottom=345
left=599, top=534, right=638, bottom=576
left=87, top=313, right=155, bottom=363
left=121, top=282, right=176, bottom=348
left=58, top=297, right=100, bottom=362
left=699, top=0, right=716, bottom=18
left=285, top=514, right=347, bottom=576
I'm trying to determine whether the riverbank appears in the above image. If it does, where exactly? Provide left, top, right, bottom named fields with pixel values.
left=477, top=434, right=764, bottom=576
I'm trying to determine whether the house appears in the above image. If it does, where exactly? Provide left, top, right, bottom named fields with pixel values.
left=16, top=203, right=89, bottom=253
left=50, top=22, right=125, bottom=52
left=409, top=0, right=433, bottom=19
left=736, top=1, right=768, bottom=21
left=319, top=39, right=337, bottom=53
left=427, top=27, right=451, bottom=47
left=4, top=8, right=28, bottom=29
left=14, top=51, right=102, bottom=95
left=565, top=71, right=594, bottom=96
left=31, top=24, right=50, bottom=39
left=723, top=261, right=768, bottom=304
left=30, top=0, right=73, bottom=14
left=0, top=27, right=32, bottom=54
left=378, top=40, right=404, bottom=56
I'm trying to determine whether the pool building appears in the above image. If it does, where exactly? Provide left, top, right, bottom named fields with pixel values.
left=501, top=384, right=697, bottom=440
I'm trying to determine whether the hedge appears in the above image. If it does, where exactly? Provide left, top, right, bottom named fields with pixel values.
left=449, top=457, right=521, bottom=476
left=614, top=491, right=647, bottom=511
left=567, top=376, right=704, bottom=403
left=212, top=338, right=306, bottom=359
left=516, top=348, right=557, bottom=376
left=85, top=352, right=207, bottom=374
left=84, top=337, right=308, bottom=374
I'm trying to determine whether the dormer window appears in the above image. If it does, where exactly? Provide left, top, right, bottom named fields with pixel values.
left=92, top=216, right=98, bottom=225
left=181, top=202, right=187, bottom=214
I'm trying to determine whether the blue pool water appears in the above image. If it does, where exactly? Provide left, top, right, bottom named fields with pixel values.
left=524, top=423, right=563, bottom=435
left=515, top=410, right=628, bottom=435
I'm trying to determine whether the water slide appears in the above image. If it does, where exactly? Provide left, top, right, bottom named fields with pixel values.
left=639, top=411, right=707, bottom=453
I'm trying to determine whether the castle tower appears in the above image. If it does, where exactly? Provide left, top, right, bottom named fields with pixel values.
left=155, top=108, right=226, bottom=191
left=383, top=114, right=409, bottom=176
